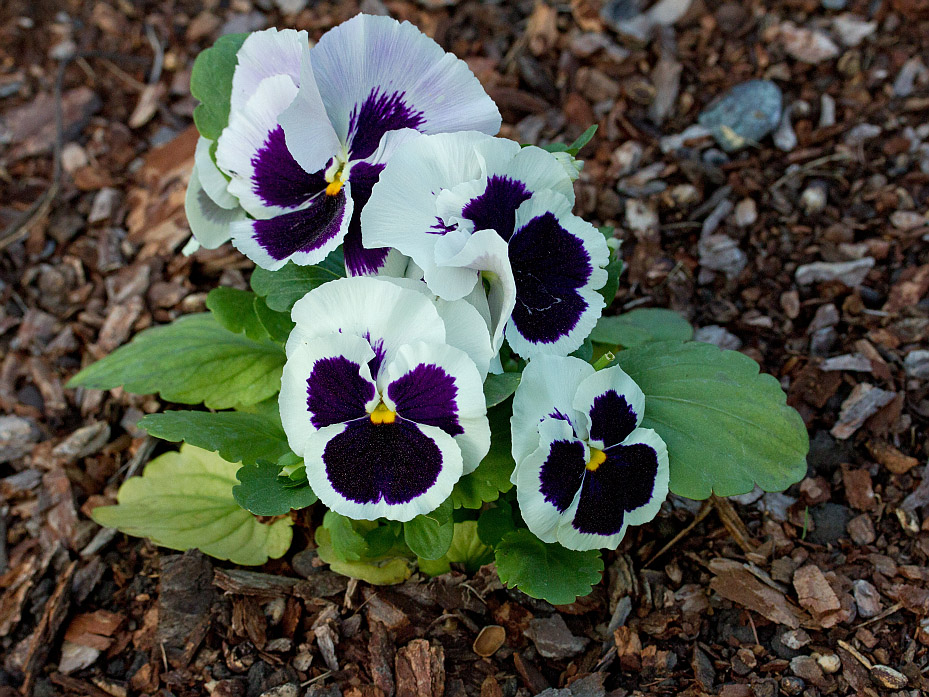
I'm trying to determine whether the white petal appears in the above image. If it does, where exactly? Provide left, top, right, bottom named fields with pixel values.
left=510, top=355, right=593, bottom=470
left=184, top=165, right=246, bottom=249
left=504, top=189, right=609, bottom=358
left=287, top=276, right=446, bottom=370
left=498, top=145, right=576, bottom=204
left=194, top=137, right=237, bottom=209
left=572, top=364, right=646, bottom=449
left=435, top=228, right=515, bottom=355
left=381, top=340, right=490, bottom=474
left=362, top=132, right=520, bottom=289
left=279, top=332, right=378, bottom=458
left=309, top=14, right=500, bottom=145
left=230, top=28, right=308, bottom=112
left=515, top=418, right=587, bottom=544
left=216, top=74, right=302, bottom=217
left=279, top=47, right=343, bottom=175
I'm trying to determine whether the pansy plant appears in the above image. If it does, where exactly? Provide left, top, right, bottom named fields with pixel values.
left=70, top=13, right=810, bottom=606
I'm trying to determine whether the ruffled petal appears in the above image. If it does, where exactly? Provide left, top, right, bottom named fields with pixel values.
left=434, top=228, right=515, bottom=354
left=510, top=355, right=593, bottom=471
left=230, top=28, right=308, bottom=112
left=279, top=333, right=379, bottom=458
left=229, top=185, right=351, bottom=271
left=572, top=364, right=645, bottom=450
left=515, top=418, right=587, bottom=543
left=504, top=190, right=609, bottom=358
left=287, top=277, right=446, bottom=376
left=382, top=341, right=490, bottom=474
left=556, top=427, right=668, bottom=550
left=304, top=419, right=463, bottom=522
left=217, top=75, right=326, bottom=217
left=362, top=132, right=521, bottom=292
left=309, top=14, right=500, bottom=155
left=184, top=165, right=246, bottom=250
left=194, top=137, right=237, bottom=209
left=278, top=47, right=343, bottom=176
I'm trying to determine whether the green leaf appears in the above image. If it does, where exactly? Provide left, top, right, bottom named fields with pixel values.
left=450, top=402, right=515, bottom=508
left=591, top=308, right=693, bottom=348
left=615, top=340, right=809, bottom=499
left=361, top=520, right=407, bottom=559
left=315, top=527, right=413, bottom=585
left=404, top=500, right=453, bottom=560
left=322, top=511, right=369, bottom=563
left=477, top=499, right=516, bottom=546
left=254, top=296, right=295, bottom=342
left=494, top=529, right=603, bottom=605
left=91, top=444, right=291, bottom=566
left=417, top=556, right=451, bottom=577
left=250, top=249, right=345, bottom=312
left=233, top=459, right=316, bottom=516
left=598, top=227, right=623, bottom=308
left=191, top=33, right=248, bottom=141
left=207, top=287, right=269, bottom=341
left=484, top=372, right=521, bottom=409
left=570, top=337, right=594, bottom=362
left=446, top=520, right=493, bottom=572
left=566, top=124, right=598, bottom=156
left=68, top=314, right=285, bottom=410
left=139, top=409, right=291, bottom=467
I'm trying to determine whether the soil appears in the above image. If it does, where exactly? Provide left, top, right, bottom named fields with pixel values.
left=1, top=1, right=928, bottom=696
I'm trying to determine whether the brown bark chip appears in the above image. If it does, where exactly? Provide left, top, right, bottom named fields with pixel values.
left=793, top=565, right=841, bottom=619
left=157, top=550, right=216, bottom=669
left=395, top=639, right=445, bottom=697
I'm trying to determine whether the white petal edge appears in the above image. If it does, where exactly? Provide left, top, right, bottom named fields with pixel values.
left=287, top=276, right=446, bottom=368
left=230, top=28, right=308, bottom=113
left=194, top=137, right=237, bottom=209
left=184, top=166, right=245, bottom=250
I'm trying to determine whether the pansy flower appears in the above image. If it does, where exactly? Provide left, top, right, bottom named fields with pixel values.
left=280, top=276, right=491, bottom=521
left=210, top=16, right=500, bottom=274
left=510, top=356, right=669, bottom=550
left=361, top=131, right=609, bottom=358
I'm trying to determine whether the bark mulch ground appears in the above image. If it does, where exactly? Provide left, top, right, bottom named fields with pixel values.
left=1, top=0, right=929, bottom=696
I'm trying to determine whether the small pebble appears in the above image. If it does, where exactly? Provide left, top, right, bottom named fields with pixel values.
left=831, top=14, right=877, bottom=46
left=817, top=653, right=841, bottom=674
left=694, top=325, right=742, bottom=350
left=904, top=350, right=929, bottom=378
left=819, top=94, right=836, bottom=128
left=733, top=198, right=757, bottom=227
left=853, top=579, right=883, bottom=618
left=779, top=22, right=840, bottom=63
left=890, top=210, right=925, bottom=230
left=780, top=676, right=804, bottom=696
left=698, top=80, right=782, bottom=152
left=800, top=181, right=828, bottom=214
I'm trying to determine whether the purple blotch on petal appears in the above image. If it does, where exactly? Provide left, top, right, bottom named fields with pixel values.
left=344, top=161, right=390, bottom=275
left=588, top=390, right=637, bottom=448
left=251, top=189, right=347, bottom=261
left=538, top=439, right=586, bottom=513
left=461, top=175, right=531, bottom=241
left=387, top=363, right=463, bottom=437
left=252, top=126, right=326, bottom=209
left=428, top=217, right=457, bottom=235
left=508, top=212, right=592, bottom=344
left=323, top=419, right=443, bottom=505
left=362, top=331, right=387, bottom=378
left=348, top=88, right=425, bottom=161
left=571, top=442, right=659, bottom=535
left=306, top=355, right=376, bottom=428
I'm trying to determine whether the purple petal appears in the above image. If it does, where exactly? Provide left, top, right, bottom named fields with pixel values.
left=461, top=175, right=531, bottom=240
left=306, top=355, right=376, bottom=428
left=344, top=161, right=390, bottom=275
left=572, top=443, right=660, bottom=535
left=323, top=419, right=443, bottom=505
left=252, top=125, right=326, bottom=209
left=508, top=212, right=593, bottom=344
left=348, top=88, right=426, bottom=161
left=588, top=390, right=638, bottom=449
left=251, top=190, right=347, bottom=262
left=539, top=439, right=586, bottom=513
left=363, top=331, right=387, bottom=378
left=387, top=363, right=463, bottom=437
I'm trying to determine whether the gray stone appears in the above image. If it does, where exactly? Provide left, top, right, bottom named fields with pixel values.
left=524, top=614, right=588, bottom=659
left=795, top=258, right=875, bottom=287
left=694, top=325, right=742, bottom=351
left=807, top=503, right=853, bottom=545
left=904, top=350, right=929, bottom=379
left=698, top=80, right=783, bottom=152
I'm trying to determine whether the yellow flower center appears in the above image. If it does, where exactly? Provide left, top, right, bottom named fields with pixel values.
left=370, top=402, right=396, bottom=425
left=586, top=447, right=607, bottom=472
left=325, top=170, right=346, bottom=196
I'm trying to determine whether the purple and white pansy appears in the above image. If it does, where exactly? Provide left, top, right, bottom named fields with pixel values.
left=361, top=131, right=610, bottom=358
left=205, top=15, right=500, bottom=274
left=279, top=276, right=491, bottom=521
left=510, top=356, right=669, bottom=551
